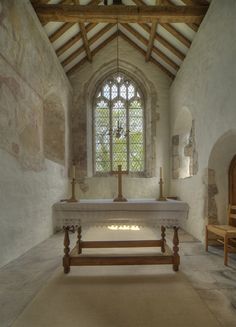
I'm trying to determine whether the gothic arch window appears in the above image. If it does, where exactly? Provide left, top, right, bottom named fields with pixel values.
left=93, top=72, right=145, bottom=174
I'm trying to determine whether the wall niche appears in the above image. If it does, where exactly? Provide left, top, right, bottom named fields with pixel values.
left=172, top=107, right=198, bottom=179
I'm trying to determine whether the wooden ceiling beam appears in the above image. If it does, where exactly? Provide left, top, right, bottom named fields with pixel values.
left=145, top=21, right=158, bottom=62
left=181, top=0, right=209, bottom=6
left=163, top=0, right=200, bottom=32
left=62, top=44, right=84, bottom=67
left=160, top=23, right=191, bottom=47
left=132, top=0, right=191, bottom=48
left=79, top=22, right=92, bottom=62
left=67, top=31, right=118, bottom=75
left=140, top=23, right=185, bottom=60
left=32, top=4, right=208, bottom=24
left=62, top=23, right=114, bottom=67
left=76, top=0, right=100, bottom=62
left=187, top=23, right=199, bottom=31
left=119, top=31, right=175, bottom=79
left=49, top=0, right=101, bottom=44
left=49, top=22, right=74, bottom=43
left=122, top=23, right=179, bottom=71
left=56, top=23, right=96, bottom=57
left=30, top=0, right=49, bottom=3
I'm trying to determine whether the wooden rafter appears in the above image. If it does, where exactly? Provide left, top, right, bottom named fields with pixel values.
left=119, top=31, right=175, bottom=79
left=79, top=22, right=92, bottom=62
left=67, top=31, right=118, bottom=75
left=49, top=22, right=74, bottom=43
left=181, top=0, right=209, bottom=5
left=160, top=23, right=191, bottom=47
left=62, top=23, right=115, bottom=67
left=67, top=30, right=175, bottom=79
left=77, top=0, right=92, bottom=62
left=132, top=0, right=191, bottom=48
left=163, top=0, right=200, bottom=32
left=146, top=21, right=158, bottom=61
left=140, top=23, right=185, bottom=60
left=121, top=23, right=179, bottom=71
left=180, top=0, right=209, bottom=31
left=30, top=0, right=49, bottom=3
left=32, top=4, right=208, bottom=24
left=56, top=23, right=96, bottom=57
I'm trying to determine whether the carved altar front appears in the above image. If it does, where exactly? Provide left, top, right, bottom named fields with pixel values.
left=54, top=199, right=189, bottom=230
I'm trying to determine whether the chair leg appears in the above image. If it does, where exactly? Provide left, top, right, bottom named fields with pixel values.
left=224, top=235, right=228, bottom=266
left=205, top=226, right=208, bottom=252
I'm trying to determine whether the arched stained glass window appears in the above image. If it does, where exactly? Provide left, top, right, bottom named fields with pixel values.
left=94, top=72, right=145, bottom=174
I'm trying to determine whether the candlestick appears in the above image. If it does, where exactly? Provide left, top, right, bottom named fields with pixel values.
left=60, top=163, right=79, bottom=202
left=67, top=178, right=78, bottom=202
left=72, top=164, right=76, bottom=179
left=157, top=169, right=166, bottom=201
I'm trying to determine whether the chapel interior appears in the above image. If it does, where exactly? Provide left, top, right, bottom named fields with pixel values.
left=1, top=0, right=236, bottom=326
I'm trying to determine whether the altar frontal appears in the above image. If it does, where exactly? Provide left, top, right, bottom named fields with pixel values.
left=54, top=199, right=188, bottom=229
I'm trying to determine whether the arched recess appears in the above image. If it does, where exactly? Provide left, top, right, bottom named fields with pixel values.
left=81, top=59, right=159, bottom=178
left=172, top=107, right=198, bottom=179
left=229, top=155, right=236, bottom=205
left=207, top=129, right=236, bottom=224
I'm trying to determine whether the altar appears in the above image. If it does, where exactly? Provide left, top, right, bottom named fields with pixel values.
left=54, top=199, right=189, bottom=229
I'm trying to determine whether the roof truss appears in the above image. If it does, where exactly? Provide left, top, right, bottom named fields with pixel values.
left=31, top=0, right=210, bottom=79
left=32, top=4, right=208, bottom=24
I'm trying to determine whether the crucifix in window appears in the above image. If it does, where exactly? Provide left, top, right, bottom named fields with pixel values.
left=112, top=164, right=128, bottom=202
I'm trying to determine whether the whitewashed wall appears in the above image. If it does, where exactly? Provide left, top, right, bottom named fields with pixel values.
left=69, top=38, right=172, bottom=199
left=170, top=0, right=236, bottom=240
left=0, top=0, right=72, bottom=268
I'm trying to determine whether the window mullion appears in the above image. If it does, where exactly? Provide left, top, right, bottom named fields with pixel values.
left=126, top=96, right=130, bottom=172
left=94, top=73, right=144, bottom=175
left=109, top=85, right=113, bottom=172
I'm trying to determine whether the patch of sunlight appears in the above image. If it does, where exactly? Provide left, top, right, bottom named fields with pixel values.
left=108, top=225, right=140, bottom=231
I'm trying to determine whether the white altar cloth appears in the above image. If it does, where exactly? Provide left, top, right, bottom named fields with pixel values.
left=54, top=199, right=189, bottom=229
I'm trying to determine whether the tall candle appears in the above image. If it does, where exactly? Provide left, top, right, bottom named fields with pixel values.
left=72, top=165, right=76, bottom=179
left=160, top=167, right=163, bottom=179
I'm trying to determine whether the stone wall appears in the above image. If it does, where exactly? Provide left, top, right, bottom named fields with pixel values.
left=0, top=0, right=72, bottom=268
left=69, top=38, right=171, bottom=199
left=170, top=0, right=236, bottom=240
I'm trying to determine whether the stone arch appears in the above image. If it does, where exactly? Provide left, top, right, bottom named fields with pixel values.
left=172, top=107, right=198, bottom=179
left=83, top=60, right=159, bottom=177
left=207, top=129, right=236, bottom=224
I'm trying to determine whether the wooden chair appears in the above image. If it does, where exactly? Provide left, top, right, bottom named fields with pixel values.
left=205, top=205, right=236, bottom=265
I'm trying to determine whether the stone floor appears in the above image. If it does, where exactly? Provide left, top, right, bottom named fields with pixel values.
left=0, top=228, right=236, bottom=327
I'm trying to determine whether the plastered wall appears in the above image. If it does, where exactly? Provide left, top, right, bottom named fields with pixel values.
left=0, top=0, right=72, bottom=267
left=170, top=0, right=236, bottom=240
left=69, top=38, right=172, bottom=199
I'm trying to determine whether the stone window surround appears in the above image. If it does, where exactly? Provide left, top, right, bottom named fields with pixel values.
left=93, top=71, right=145, bottom=175
left=83, top=60, right=159, bottom=178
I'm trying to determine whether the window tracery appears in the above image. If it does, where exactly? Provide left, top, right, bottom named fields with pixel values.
left=94, top=72, right=145, bottom=174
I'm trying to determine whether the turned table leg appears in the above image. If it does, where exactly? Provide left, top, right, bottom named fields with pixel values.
left=173, top=226, right=180, bottom=271
left=77, top=226, right=82, bottom=254
left=161, top=225, right=166, bottom=253
left=63, top=227, right=71, bottom=274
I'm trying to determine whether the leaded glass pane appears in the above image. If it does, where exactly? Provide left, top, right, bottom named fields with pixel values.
left=94, top=72, right=144, bottom=174
left=120, top=84, right=127, bottom=99
left=128, top=84, right=135, bottom=99
left=129, top=117, right=143, bottom=133
left=111, top=84, right=118, bottom=99
left=103, top=84, right=110, bottom=100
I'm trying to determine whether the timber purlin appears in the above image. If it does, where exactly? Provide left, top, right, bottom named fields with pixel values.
left=63, top=225, right=180, bottom=273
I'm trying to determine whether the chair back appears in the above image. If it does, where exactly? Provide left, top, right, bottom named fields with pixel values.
left=228, top=205, right=236, bottom=227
